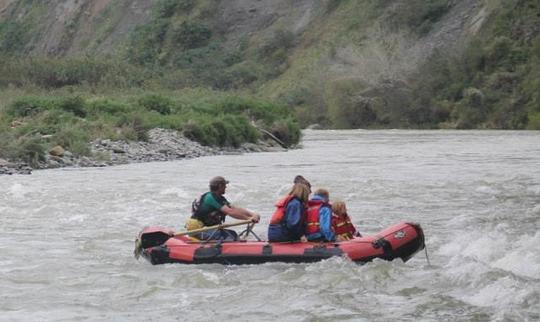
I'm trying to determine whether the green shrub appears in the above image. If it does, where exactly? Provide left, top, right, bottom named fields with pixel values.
left=155, top=0, right=195, bottom=18
left=116, top=114, right=149, bottom=141
left=325, top=0, right=343, bottom=14
left=11, top=136, right=46, bottom=167
left=127, top=19, right=169, bottom=65
left=182, top=114, right=259, bottom=147
left=5, top=96, right=49, bottom=118
left=259, top=30, right=295, bottom=57
left=34, top=109, right=75, bottom=135
left=57, top=96, right=86, bottom=118
left=0, top=21, right=29, bottom=54
left=268, top=119, right=301, bottom=147
left=174, top=21, right=212, bottom=49
left=155, top=0, right=177, bottom=18
left=138, top=94, right=173, bottom=115
left=527, top=112, right=540, bottom=130
left=387, top=0, right=451, bottom=35
left=214, top=96, right=292, bottom=126
left=53, top=125, right=91, bottom=155
left=87, top=99, right=131, bottom=115
left=182, top=120, right=207, bottom=144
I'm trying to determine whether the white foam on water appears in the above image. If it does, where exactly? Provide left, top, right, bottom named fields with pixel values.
left=159, top=187, right=190, bottom=198
left=526, top=184, right=540, bottom=195
left=459, top=276, right=532, bottom=308
left=452, top=231, right=509, bottom=263
left=60, top=214, right=87, bottom=224
left=475, top=185, right=500, bottom=195
left=492, top=232, right=540, bottom=279
left=7, top=183, right=34, bottom=199
left=2, top=130, right=539, bottom=321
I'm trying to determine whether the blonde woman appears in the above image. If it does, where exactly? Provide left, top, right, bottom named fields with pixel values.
left=268, top=183, right=310, bottom=242
left=331, top=201, right=360, bottom=241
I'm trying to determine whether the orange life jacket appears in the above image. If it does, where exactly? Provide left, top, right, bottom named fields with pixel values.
left=331, top=213, right=357, bottom=240
left=306, top=199, right=330, bottom=235
left=269, top=195, right=296, bottom=225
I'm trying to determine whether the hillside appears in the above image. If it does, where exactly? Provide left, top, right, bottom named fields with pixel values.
left=1, top=0, right=539, bottom=130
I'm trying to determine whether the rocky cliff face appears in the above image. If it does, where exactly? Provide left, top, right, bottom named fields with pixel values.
left=1, top=0, right=484, bottom=58
left=1, top=0, right=319, bottom=55
left=0, top=0, right=158, bottom=55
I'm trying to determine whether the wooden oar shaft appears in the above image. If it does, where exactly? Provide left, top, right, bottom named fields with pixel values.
left=174, top=219, right=253, bottom=236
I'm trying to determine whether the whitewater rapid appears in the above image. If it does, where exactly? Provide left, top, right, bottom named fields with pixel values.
left=1, top=130, right=539, bottom=321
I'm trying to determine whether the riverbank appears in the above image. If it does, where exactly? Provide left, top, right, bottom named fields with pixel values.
left=0, top=128, right=286, bottom=175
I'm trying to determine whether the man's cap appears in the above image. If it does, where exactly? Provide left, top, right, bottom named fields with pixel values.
left=209, top=176, right=229, bottom=186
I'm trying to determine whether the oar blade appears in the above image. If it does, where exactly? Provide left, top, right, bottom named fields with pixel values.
left=134, top=227, right=175, bottom=259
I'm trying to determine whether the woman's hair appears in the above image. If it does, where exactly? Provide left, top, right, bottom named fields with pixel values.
left=289, top=183, right=311, bottom=202
left=332, top=201, right=347, bottom=216
left=293, top=175, right=311, bottom=189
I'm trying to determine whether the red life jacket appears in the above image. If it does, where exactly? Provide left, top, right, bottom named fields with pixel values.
left=331, top=213, right=357, bottom=240
left=269, top=195, right=296, bottom=225
left=306, top=199, right=329, bottom=235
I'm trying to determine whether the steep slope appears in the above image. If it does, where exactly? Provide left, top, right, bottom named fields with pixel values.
left=1, top=0, right=538, bottom=129
left=0, top=0, right=158, bottom=55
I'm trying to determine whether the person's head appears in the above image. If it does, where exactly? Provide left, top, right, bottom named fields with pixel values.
left=288, top=183, right=311, bottom=203
left=313, top=188, right=329, bottom=202
left=332, top=201, right=347, bottom=216
left=209, top=176, right=229, bottom=194
left=293, top=175, right=311, bottom=192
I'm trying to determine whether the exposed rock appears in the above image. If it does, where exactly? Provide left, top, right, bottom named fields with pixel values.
left=0, top=162, right=32, bottom=175
left=0, top=129, right=285, bottom=175
left=1, top=128, right=287, bottom=175
left=49, top=145, right=65, bottom=157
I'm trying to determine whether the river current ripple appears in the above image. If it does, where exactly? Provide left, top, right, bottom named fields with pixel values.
left=1, top=130, right=539, bottom=321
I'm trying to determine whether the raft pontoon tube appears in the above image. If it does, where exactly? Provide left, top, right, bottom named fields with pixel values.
left=135, top=222, right=425, bottom=265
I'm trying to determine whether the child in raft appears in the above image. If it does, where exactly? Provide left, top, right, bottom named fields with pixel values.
left=331, top=201, right=361, bottom=241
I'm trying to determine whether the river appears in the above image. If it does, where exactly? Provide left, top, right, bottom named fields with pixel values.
left=1, top=130, right=539, bottom=321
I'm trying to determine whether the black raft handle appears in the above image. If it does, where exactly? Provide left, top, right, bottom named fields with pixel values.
left=372, top=238, right=393, bottom=260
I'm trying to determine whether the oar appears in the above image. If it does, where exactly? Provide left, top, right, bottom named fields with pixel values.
left=134, top=219, right=254, bottom=259
left=175, top=219, right=254, bottom=237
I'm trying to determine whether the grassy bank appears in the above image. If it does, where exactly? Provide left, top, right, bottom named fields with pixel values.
left=0, top=87, right=300, bottom=167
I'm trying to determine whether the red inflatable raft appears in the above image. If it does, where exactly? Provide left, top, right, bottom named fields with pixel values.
left=135, top=222, right=425, bottom=265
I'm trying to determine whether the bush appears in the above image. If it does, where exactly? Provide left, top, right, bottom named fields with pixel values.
left=0, top=56, right=151, bottom=89
left=115, top=114, right=149, bottom=141
left=268, top=119, right=301, bottom=147
left=527, top=112, right=540, bottom=130
left=183, top=114, right=259, bottom=147
left=0, top=21, right=29, bottom=54
left=5, top=96, right=49, bottom=118
left=87, top=99, right=131, bottom=115
left=155, top=0, right=195, bottom=18
left=53, top=125, right=91, bottom=155
left=127, top=20, right=169, bottom=65
left=387, top=0, right=451, bottom=35
left=215, top=96, right=292, bottom=126
left=259, top=30, right=295, bottom=57
left=138, top=94, right=173, bottom=115
left=57, top=96, right=86, bottom=118
left=174, top=21, right=212, bottom=49
left=12, top=136, right=46, bottom=167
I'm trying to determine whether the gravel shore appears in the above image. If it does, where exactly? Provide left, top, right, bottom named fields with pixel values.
left=0, top=128, right=286, bottom=175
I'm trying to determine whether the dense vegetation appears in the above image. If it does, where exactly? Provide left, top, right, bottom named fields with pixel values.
left=0, top=0, right=539, bottom=166
left=409, top=0, right=540, bottom=129
left=0, top=90, right=299, bottom=166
